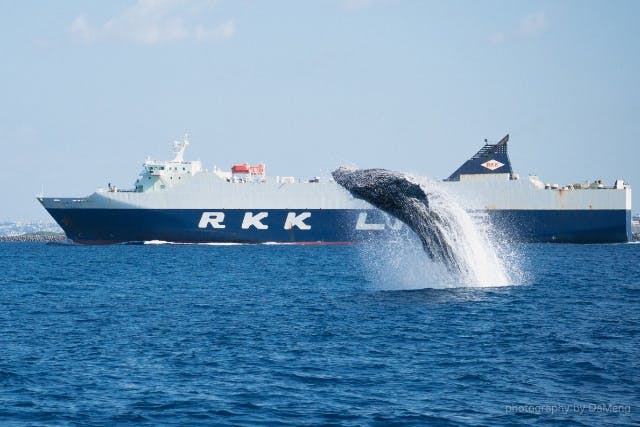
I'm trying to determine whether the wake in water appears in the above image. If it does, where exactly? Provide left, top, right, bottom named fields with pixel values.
left=333, top=167, right=523, bottom=288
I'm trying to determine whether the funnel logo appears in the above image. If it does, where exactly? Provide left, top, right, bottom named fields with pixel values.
left=481, top=159, right=504, bottom=171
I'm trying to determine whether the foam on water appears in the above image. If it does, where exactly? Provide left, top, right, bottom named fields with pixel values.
left=143, top=240, right=246, bottom=246
left=363, top=175, right=523, bottom=290
left=142, top=241, right=305, bottom=246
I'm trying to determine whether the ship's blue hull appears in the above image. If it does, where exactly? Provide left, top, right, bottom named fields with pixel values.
left=44, top=207, right=631, bottom=244
left=488, top=209, right=631, bottom=243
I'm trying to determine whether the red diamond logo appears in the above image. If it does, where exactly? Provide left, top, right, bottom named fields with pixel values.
left=481, top=159, right=504, bottom=171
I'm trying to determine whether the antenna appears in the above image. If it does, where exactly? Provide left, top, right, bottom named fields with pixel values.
left=171, top=132, right=190, bottom=162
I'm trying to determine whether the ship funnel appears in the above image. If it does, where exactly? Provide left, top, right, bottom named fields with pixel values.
left=445, top=134, right=513, bottom=181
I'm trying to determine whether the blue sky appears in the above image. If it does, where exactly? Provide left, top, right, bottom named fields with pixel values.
left=2, top=0, right=639, bottom=221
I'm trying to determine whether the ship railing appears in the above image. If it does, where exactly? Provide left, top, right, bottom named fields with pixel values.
left=98, top=187, right=139, bottom=193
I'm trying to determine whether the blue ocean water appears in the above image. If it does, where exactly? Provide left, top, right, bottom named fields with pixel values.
left=0, top=242, right=638, bottom=426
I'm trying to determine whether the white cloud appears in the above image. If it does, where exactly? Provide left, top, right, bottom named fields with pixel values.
left=489, top=11, right=547, bottom=45
left=195, top=19, right=235, bottom=41
left=70, top=15, right=94, bottom=44
left=490, top=32, right=506, bottom=45
left=520, top=11, right=546, bottom=36
left=69, top=0, right=235, bottom=45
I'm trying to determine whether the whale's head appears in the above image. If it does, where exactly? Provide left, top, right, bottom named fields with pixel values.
left=332, top=166, right=428, bottom=212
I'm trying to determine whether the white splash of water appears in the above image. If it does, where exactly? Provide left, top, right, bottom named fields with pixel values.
left=362, top=176, right=523, bottom=289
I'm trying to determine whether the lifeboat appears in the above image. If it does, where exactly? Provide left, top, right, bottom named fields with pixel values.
left=231, top=164, right=250, bottom=174
left=231, top=163, right=265, bottom=175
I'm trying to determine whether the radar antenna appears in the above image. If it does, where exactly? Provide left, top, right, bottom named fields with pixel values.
left=171, top=133, right=190, bottom=162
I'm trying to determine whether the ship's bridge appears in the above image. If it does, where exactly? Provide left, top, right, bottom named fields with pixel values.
left=134, top=135, right=203, bottom=192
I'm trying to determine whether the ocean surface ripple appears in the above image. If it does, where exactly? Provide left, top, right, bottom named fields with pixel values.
left=0, top=243, right=638, bottom=426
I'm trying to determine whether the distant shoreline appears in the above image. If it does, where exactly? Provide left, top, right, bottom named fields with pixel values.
left=2, top=232, right=638, bottom=242
left=0, top=233, right=66, bottom=243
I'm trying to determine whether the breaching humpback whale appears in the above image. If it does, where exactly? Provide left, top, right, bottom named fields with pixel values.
left=332, top=166, right=461, bottom=272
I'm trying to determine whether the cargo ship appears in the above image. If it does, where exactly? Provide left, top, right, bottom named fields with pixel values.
left=38, top=134, right=632, bottom=244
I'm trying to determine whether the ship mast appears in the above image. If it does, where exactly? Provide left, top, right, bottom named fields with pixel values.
left=171, top=133, right=190, bottom=162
